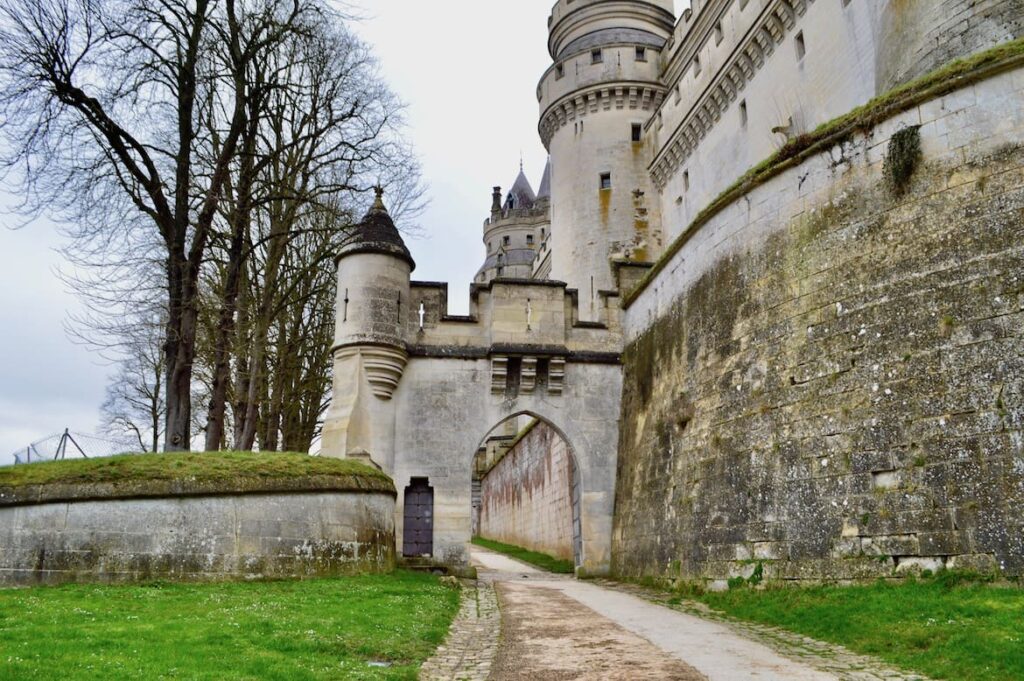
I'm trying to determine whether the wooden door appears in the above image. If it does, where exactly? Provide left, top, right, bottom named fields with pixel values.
left=403, top=478, right=434, bottom=557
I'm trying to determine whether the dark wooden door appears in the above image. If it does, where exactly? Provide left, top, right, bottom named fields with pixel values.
left=403, top=478, right=434, bottom=557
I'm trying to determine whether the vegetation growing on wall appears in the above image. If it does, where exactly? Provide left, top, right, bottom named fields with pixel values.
left=624, top=37, right=1024, bottom=306
left=883, top=126, right=922, bottom=195
left=0, top=451, right=394, bottom=500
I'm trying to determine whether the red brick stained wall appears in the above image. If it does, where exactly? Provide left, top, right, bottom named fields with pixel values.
left=478, top=421, right=574, bottom=561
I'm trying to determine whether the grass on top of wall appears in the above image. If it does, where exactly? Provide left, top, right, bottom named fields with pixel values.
left=0, top=571, right=459, bottom=680
left=624, top=36, right=1024, bottom=307
left=472, top=536, right=575, bottom=574
left=0, top=451, right=392, bottom=489
left=686, top=572, right=1024, bottom=681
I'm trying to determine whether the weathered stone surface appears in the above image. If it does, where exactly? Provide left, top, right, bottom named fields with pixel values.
left=0, top=491, right=395, bottom=586
left=478, top=421, right=576, bottom=561
left=615, top=69, right=1024, bottom=583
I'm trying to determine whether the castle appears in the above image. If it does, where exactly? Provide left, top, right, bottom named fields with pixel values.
left=322, top=0, right=1024, bottom=582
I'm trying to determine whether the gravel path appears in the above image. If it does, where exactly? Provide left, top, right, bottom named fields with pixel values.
left=421, top=547, right=929, bottom=681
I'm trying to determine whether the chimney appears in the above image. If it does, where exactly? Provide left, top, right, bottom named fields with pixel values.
left=491, top=186, right=502, bottom=220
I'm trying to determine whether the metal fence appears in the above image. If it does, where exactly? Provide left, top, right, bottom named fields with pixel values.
left=10, top=430, right=141, bottom=465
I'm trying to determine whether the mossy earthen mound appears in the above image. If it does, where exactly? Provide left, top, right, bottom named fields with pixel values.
left=0, top=451, right=395, bottom=506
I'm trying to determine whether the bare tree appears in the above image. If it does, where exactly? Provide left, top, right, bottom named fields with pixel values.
left=99, top=316, right=166, bottom=452
left=0, top=0, right=313, bottom=450
left=215, top=19, right=423, bottom=451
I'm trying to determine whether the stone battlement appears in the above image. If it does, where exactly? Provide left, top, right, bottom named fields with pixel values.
left=408, top=278, right=624, bottom=358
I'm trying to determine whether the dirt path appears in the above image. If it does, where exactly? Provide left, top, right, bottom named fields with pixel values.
left=473, top=547, right=834, bottom=681
left=490, top=578, right=705, bottom=680
left=421, top=548, right=928, bottom=681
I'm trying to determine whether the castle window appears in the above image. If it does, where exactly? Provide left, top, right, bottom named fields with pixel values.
left=631, top=123, right=642, bottom=142
left=635, top=46, right=647, bottom=62
left=714, top=22, right=724, bottom=45
left=541, top=228, right=546, bottom=238
left=600, top=172, right=612, bottom=190
left=527, top=234, right=534, bottom=245
left=556, top=63, right=564, bottom=79
left=693, top=55, right=702, bottom=77
left=739, top=99, right=748, bottom=127
left=591, top=49, right=603, bottom=64
left=502, top=235, right=510, bottom=246
left=795, top=31, right=806, bottom=60
left=674, top=85, right=681, bottom=104
left=683, top=170, right=690, bottom=191
left=657, top=112, right=663, bottom=129
left=497, top=266, right=504, bottom=277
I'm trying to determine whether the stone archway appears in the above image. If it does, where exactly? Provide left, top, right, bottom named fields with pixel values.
left=385, top=351, right=622, bottom=576
left=317, top=193, right=629, bottom=576
left=469, top=411, right=584, bottom=569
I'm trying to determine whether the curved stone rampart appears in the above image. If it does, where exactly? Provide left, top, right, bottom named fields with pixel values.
left=0, top=480, right=396, bottom=586
left=615, top=64, right=1024, bottom=584
left=876, top=0, right=1024, bottom=92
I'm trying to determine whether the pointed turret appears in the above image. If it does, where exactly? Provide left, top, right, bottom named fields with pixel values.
left=536, top=158, right=552, bottom=201
left=505, top=167, right=537, bottom=211
left=337, top=187, right=415, bottom=269
left=477, top=164, right=553, bottom=284
left=322, top=187, right=413, bottom=463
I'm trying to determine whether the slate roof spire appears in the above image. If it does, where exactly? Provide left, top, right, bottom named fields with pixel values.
left=505, top=167, right=537, bottom=210
left=336, top=186, right=416, bottom=270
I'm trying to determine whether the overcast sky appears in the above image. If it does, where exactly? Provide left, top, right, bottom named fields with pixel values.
left=0, top=0, right=558, bottom=462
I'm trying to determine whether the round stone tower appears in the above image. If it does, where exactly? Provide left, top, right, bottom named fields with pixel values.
left=475, top=162, right=551, bottom=284
left=537, top=0, right=674, bottom=319
left=331, top=187, right=414, bottom=401
left=321, top=187, right=413, bottom=465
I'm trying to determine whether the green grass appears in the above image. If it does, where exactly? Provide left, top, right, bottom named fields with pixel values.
left=471, top=537, right=575, bottom=574
left=0, top=571, right=459, bottom=680
left=693, top=573, right=1024, bottom=681
left=0, top=451, right=392, bottom=489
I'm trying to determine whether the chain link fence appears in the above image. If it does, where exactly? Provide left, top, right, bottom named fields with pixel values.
left=9, top=430, right=141, bottom=465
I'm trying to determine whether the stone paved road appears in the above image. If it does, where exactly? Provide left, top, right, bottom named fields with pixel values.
left=421, top=547, right=930, bottom=681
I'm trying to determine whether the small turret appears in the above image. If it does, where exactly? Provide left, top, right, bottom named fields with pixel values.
left=332, top=187, right=413, bottom=399
left=477, top=164, right=552, bottom=284
left=321, top=188, right=412, bottom=465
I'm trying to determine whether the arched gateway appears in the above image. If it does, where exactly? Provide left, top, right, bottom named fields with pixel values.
left=320, top=190, right=643, bottom=575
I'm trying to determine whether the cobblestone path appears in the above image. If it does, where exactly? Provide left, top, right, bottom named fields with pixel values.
left=419, top=577, right=500, bottom=681
left=421, top=547, right=932, bottom=681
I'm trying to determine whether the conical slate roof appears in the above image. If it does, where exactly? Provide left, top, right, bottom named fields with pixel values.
left=505, top=167, right=536, bottom=210
left=336, top=187, right=415, bottom=269
left=536, top=158, right=551, bottom=199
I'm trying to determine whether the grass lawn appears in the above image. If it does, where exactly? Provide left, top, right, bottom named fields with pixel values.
left=0, top=451, right=391, bottom=488
left=691, top=573, right=1024, bottom=681
left=471, top=537, right=574, bottom=574
left=0, top=571, right=459, bottom=680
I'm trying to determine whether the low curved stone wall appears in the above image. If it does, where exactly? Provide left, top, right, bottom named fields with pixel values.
left=0, top=484, right=396, bottom=586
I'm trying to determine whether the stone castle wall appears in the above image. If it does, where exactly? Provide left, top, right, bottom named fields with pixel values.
left=614, top=65, right=1024, bottom=585
left=0, top=490, right=395, bottom=585
left=875, top=0, right=1024, bottom=92
left=478, top=421, right=576, bottom=561
left=649, top=0, right=1024, bottom=269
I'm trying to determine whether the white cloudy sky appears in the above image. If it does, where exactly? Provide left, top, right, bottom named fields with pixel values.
left=0, top=0, right=558, bottom=462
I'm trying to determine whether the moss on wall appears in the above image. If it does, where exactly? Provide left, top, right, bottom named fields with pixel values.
left=614, top=141, right=1024, bottom=584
